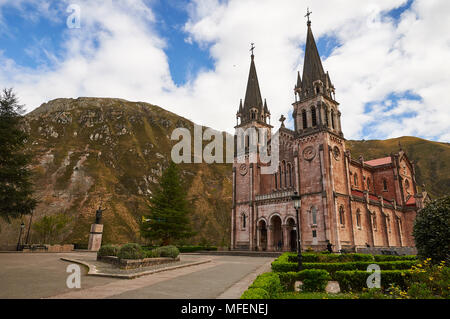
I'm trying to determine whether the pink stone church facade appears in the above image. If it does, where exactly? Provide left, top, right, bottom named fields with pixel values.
left=230, top=20, right=427, bottom=253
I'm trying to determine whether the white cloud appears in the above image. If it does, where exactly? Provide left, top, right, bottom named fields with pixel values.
left=0, top=0, right=449, bottom=142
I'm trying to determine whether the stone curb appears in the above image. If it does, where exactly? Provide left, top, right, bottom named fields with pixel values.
left=60, top=257, right=212, bottom=279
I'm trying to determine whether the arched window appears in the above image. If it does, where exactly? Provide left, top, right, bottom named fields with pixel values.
left=331, top=109, right=335, bottom=129
left=356, top=209, right=361, bottom=228
left=283, top=161, right=287, bottom=188
left=302, top=109, right=307, bottom=129
left=311, top=206, right=317, bottom=225
left=311, top=106, right=317, bottom=127
left=354, top=173, right=358, bottom=186
left=325, top=106, right=329, bottom=127
left=339, top=206, right=345, bottom=226
left=383, top=179, right=388, bottom=191
left=241, top=213, right=247, bottom=229
left=372, top=213, right=377, bottom=231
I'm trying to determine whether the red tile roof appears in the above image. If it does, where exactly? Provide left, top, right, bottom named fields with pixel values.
left=364, top=156, right=392, bottom=167
left=406, top=196, right=416, bottom=206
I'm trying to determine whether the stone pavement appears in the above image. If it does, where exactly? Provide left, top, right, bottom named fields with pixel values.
left=0, top=252, right=274, bottom=299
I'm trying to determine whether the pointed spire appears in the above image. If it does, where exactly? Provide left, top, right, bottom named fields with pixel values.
left=264, top=98, right=270, bottom=114
left=296, top=71, right=302, bottom=89
left=301, top=21, right=325, bottom=93
left=238, top=99, right=243, bottom=113
left=243, top=50, right=263, bottom=112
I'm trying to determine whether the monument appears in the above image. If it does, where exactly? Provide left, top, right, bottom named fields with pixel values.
left=88, top=203, right=106, bottom=251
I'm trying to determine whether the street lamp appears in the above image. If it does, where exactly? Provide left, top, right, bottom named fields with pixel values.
left=291, top=192, right=302, bottom=270
left=17, top=222, right=25, bottom=251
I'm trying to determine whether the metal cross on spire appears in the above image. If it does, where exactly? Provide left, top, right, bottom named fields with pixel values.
left=250, top=43, right=255, bottom=56
left=305, top=7, right=312, bottom=25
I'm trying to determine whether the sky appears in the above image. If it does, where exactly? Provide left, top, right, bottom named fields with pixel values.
left=0, top=0, right=449, bottom=142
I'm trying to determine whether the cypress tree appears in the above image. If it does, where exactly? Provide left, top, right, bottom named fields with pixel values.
left=141, top=161, right=194, bottom=245
left=0, top=88, right=37, bottom=222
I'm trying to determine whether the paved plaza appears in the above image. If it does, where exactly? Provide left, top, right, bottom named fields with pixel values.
left=0, top=252, right=273, bottom=299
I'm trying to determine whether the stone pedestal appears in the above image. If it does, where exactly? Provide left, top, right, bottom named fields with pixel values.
left=88, top=224, right=103, bottom=251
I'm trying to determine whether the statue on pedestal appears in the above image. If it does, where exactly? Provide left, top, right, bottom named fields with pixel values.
left=95, top=204, right=107, bottom=224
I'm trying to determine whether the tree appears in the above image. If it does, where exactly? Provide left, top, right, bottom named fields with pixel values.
left=413, top=196, right=450, bottom=264
left=33, top=213, right=71, bottom=244
left=141, top=161, right=194, bottom=245
left=0, top=88, right=36, bottom=222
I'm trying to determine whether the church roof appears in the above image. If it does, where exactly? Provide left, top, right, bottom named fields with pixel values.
left=243, top=54, right=264, bottom=112
left=364, top=157, right=392, bottom=167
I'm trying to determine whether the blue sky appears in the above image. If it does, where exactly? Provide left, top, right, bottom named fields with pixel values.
left=0, top=0, right=449, bottom=142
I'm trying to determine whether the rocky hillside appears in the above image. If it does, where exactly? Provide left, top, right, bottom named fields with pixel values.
left=0, top=97, right=232, bottom=247
left=0, top=97, right=448, bottom=247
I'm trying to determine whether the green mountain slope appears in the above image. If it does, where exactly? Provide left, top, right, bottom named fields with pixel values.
left=0, top=98, right=448, bottom=247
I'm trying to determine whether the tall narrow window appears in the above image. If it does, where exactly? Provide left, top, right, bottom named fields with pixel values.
left=288, top=163, right=292, bottom=187
left=274, top=173, right=278, bottom=189
left=325, top=106, right=329, bottom=127
left=279, top=165, right=282, bottom=188
left=283, top=161, right=287, bottom=188
left=242, top=213, right=247, bottom=229
left=311, top=206, right=317, bottom=225
left=354, top=173, right=358, bottom=186
left=367, top=178, right=371, bottom=191
left=383, top=179, right=388, bottom=191
left=339, top=206, right=345, bottom=226
left=331, top=109, right=335, bottom=129
left=311, top=106, right=317, bottom=126
left=372, top=213, right=377, bottom=231
left=356, top=209, right=361, bottom=228
left=302, top=109, right=307, bottom=129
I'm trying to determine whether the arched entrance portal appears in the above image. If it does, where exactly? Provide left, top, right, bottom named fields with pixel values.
left=258, top=220, right=267, bottom=251
left=270, top=215, right=283, bottom=251
left=286, top=218, right=297, bottom=251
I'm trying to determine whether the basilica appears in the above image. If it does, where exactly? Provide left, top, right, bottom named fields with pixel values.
left=230, top=18, right=427, bottom=253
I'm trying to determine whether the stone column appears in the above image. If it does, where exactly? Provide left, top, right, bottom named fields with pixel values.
left=282, top=225, right=289, bottom=251
left=267, top=225, right=274, bottom=251
left=88, top=224, right=103, bottom=251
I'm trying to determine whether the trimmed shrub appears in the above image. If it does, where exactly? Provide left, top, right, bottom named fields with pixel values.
left=97, top=244, right=119, bottom=257
left=117, top=243, right=144, bottom=260
left=278, top=272, right=300, bottom=291
left=297, top=269, right=331, bottom=292
left=374, top=255, right=417, bottom=262
left=241, top=288, right=270, bottom=299
left=145, top=249, right=161, bottom=258
left=273, top=258, right=416, bottom=274
left=249, top=272, right=282, bottom=297
left=334, top=270, right=412, bottom=292
left=287, top=252, right=374, bottom=263
left=154, top=245, right=180, bottom=258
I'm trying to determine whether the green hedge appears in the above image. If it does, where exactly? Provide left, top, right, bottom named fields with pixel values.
left=117, top=243, right=144, bottom=260
left=278, top=270, right=331, bottom=292
left=287, top=253, right=374, bottom=263
left=240, top=288, right=270, bottom=299
left=97, top=244, right=119, bottom=257
left=248, top=273, right=282, bottom=297
left=272, top=260, right=417, bottom=274
left=154, top=245, right=180, bottom=258
left=373, top=255, right=417, bottom=262
left=334, top=270, right=412, bottom=292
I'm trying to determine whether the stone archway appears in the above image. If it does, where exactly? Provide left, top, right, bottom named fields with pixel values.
left=257, top=219, right=267, bottom=251
left=286, top=218, right=297, bottom=252
left=270, top=215, right=283, bottom=251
